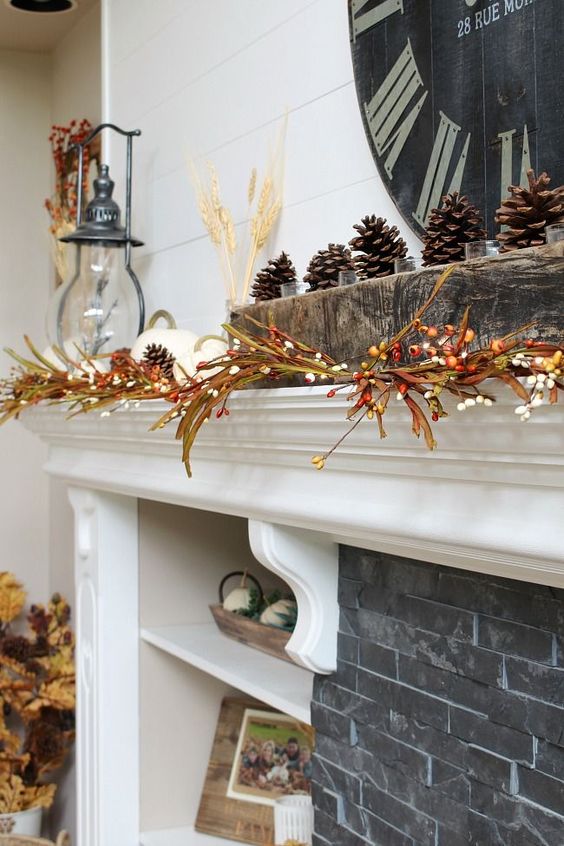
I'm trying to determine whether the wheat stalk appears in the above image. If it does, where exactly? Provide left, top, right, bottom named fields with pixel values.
left=188, top=114, right=287, bottom=306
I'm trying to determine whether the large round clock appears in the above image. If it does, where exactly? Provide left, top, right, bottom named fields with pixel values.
left=349, top=0, right=563, bottom=237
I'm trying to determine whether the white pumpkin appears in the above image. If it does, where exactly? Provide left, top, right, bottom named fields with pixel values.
left=223, top=572, right=253, bottom=613
left=172, top=335, right=229, bottom=384
left=130, top=310, right=198, bottom=363
left=260, top=598, right=297, bottom=627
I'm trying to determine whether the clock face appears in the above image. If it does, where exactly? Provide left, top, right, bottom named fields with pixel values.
left=349, top=0, right=564, bottom=237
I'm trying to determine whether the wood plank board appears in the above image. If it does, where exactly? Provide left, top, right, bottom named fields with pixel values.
left=140, top=624, right=313, bottom=724
left=233, top=244, right=564, bottom=372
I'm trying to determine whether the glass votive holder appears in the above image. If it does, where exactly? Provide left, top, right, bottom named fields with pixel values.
left=464, top=240, right=500, bottom=260
left=394, top=256, right=423, bottom=273
left=281, top=279, right=308, bottom=298
left=545, top=224, right=564, bottom=243
left=338, top=270, right=359, bottom=286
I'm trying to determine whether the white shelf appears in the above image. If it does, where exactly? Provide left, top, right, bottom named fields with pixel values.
left=140, top=623, right=313, bottom=723
left=140, top=825, right=247, bottom=846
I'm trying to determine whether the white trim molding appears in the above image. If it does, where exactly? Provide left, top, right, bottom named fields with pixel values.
left=24, top=385, right=564, bottom=589
left=68, top=487, right=139, bottom=846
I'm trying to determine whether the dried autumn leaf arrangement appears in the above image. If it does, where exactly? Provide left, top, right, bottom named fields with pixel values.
left=0, top=575, right=75, bottom=813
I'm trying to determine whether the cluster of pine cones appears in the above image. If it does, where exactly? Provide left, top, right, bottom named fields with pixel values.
left=250, top=169, right=564, bottom=301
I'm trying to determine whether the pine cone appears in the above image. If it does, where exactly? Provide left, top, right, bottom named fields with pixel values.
left=496, top=169, right=564, bottom=252
left=305, top=243, right=354, bottom=292
left=422, top=193, right=486, bottom=266
left=251, top=252, right=297, bottom=301
left=142, top=343, right=175, bottom=378
left=349, top=215, right=407, bottom=278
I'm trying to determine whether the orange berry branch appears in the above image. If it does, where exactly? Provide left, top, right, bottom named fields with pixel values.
left=0, top=267, right=562, bottom=477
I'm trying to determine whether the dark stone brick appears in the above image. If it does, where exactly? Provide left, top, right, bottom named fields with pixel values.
left=338, top=632, right=359, bottom=665
left=339, top=546, right=439, bottom=597
left=556, top=635, right=563, bottom=667
left=421, top=637, right=505, bottom=687
left=519, top=801, right=564, bottom=846
left=313, top=753, right=362, bottom=805
left=363, top=781, right=437, bottom=846
left=313, top=783, right=345, bottom=822
left=349, top=607, right=504, bottom=687
left=505, top=656, right=564, bottom=705
left=466, top=746, right=516, bottom=793
left=318, top=682, right=389, bottom=731
left=335, top=659, right=358, bottom=693
left=471, top=780, right=564, bottom=846
left=311, top=702, right=356, bottom=746
left=312, top=835, right=331, bottom=846
left=389, top=709, right=470, bottom=769
left=398, top=653, right=500, bottom=712
left=431, top=759, right=471, bottom=804
left=363, top=760, right=472, bottom=838
left=517, top=765, right=564, bottom=817
left=358, top=638, right=397, bottom=679
left=339, top=578, right=362, bottom=610
left=343, top=798, right=416, bottom=846
left=359, top=584, right=476, bottom=640
left=436, top=570, right=564, bottom=636
left=535, top=738, right=564, bottom=781
left=486, top=688, right=564, bottom=746
left=470, top=780, right=523, bottom=827
left=449, top=706, right=534, bottom=765
left=356, top=722, right=431, bottom=784
left=315, top=735, right=378, bottom=782
left=478, top=616, right=555, bottom=663
left=357, top=667, right=449, bottom=731
left=315, top=809, right=371, bottom=846
left=466, top=810, right=515, bottom=846
left=339, top=607, right=356, bottom=635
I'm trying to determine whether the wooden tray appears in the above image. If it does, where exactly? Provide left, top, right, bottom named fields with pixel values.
left=209, top=604, right=293, bottom=664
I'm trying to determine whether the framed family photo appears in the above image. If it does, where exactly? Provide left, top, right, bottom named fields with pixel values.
left=196, top=697, right=314, bottom=845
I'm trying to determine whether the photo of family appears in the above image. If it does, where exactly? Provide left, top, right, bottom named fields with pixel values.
left=226, top=707, right=314, bottom=807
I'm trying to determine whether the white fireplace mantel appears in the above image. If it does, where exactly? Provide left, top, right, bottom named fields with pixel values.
left=23, top=384, right=564, bottom=846
left=26, top=384, right=564, bottom=590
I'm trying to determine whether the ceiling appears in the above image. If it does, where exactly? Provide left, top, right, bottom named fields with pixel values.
left=0, top=0, right=98, bottom=52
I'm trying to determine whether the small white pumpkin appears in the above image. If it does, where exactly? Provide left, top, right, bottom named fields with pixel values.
left=173, top=334, right=228, bottom=384
left=260, top=598, right=297, bottom=627
left=223, top=572, right=253, bottom=613
left=130, top=310, right=198, bottom=363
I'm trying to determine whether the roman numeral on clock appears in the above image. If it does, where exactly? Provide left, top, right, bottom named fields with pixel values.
left=364, top=39, right=428, bottom=178
left=351, top=0, right=403, bottom=40
left=498, top=124, right=531, bottom=203
left=413, top=112, right=471, bottom=227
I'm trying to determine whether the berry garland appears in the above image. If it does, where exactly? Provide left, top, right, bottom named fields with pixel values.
left=0, top=267, right=562, bottom=477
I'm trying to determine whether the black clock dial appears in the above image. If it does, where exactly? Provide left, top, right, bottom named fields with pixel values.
left=350, top=0, right=564, bottom=237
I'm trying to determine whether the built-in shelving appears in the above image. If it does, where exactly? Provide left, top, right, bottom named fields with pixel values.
left=140, top=825, right=245, bottom=845
left=141, top=623, right=313, bottom=724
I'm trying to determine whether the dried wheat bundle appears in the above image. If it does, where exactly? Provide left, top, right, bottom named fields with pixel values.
left=190, top=115, right=286, bottom=307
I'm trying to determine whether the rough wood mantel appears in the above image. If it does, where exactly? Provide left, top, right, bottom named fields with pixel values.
left=234, top=244, right=564, bottom=363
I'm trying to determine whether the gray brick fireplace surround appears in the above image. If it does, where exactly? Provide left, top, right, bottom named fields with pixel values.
left=311, top=548, right=564, bottom=846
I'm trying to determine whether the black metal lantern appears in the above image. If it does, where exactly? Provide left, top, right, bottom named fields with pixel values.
left=47, top=123, right=145, bottom=357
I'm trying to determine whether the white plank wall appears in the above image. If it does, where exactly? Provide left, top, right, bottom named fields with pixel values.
left=103, top=0, right=422, bottom=336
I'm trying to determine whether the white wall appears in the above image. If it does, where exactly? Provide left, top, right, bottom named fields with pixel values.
left=103, top=0, right=421, bottom=337
left=0, top=50, right=51, bottom=603
left=48, top=7, right=101, bottom=841
left=49, top=0, right=102, bottom=606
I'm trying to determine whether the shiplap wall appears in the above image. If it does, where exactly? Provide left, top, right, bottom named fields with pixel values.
left=0, top=51, right=51, bottom=602
left=104, top=0, right=421, bottom=336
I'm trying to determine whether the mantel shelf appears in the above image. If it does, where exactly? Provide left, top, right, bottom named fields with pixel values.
left=24, top=385, right=564, bottom=588
left=141, top=623, right=313, bottom=723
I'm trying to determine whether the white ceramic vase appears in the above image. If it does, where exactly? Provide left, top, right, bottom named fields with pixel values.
left=0, top=806, right=42, bottom=836
left=274, top=795, right=313, bottom=845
